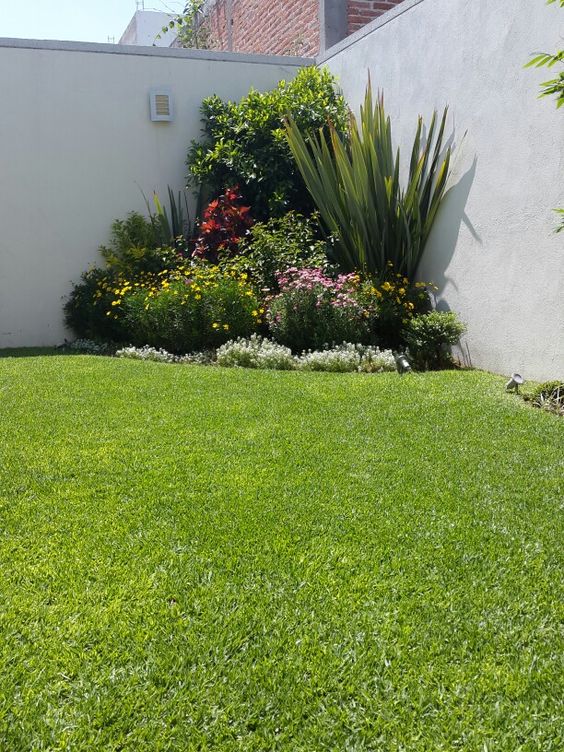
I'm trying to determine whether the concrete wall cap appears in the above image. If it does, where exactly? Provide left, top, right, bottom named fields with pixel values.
left=0, top=37, right=313, bottom=67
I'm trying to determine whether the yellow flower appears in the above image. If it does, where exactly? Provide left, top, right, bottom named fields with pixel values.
left=252, top=310, right=258, bottom=317
left=223, top=324, right=229, bottom=331
left=212, top=322, right=220, bottom=329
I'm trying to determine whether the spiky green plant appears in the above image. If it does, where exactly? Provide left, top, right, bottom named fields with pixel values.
left=141, top=187, right=193, bottom=246
left=285, top=84, right=452, bottom=278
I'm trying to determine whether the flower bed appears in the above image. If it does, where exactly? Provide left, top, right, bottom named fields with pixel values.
left=116, top=337, right=397, bottom=374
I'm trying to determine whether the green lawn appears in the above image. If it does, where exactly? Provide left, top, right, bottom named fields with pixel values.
left=0, top=355, right=562, bottom=751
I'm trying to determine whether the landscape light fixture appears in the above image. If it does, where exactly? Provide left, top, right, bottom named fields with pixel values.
left=394, top=353, right=412, bottom=375
left=505, top=372, right=524, bottom=393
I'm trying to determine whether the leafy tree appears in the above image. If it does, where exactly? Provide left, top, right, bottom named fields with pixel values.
left=159, top=1, right=213, bottom=50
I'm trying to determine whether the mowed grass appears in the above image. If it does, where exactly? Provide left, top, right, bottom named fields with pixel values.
left=0, top=355, right=562, bottom=751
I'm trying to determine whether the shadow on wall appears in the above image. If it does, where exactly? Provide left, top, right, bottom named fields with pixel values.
left=420, top=156, right=480, bottom=368
left=422, top=156, right=480, bottom=293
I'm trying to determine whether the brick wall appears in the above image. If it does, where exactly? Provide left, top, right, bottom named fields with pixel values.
left=348, top=1, right=404, bottom=36
left=203, top=0, right=405, bottom=57
left=206, top=0, right=320, bottom=57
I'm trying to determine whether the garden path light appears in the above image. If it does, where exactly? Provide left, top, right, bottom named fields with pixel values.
left=505, top=373, right=524, bottom=393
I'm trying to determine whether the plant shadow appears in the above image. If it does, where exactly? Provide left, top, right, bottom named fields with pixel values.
left=423, top=156, right=480, bottom=294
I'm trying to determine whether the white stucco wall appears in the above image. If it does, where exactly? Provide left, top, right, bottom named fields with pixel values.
left=0, top=40, right=307, bottom=347
left=321, top=0, right=563, bottom=380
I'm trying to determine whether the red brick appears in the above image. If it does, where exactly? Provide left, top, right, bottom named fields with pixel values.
left=201, top=0, right=405, bottom=56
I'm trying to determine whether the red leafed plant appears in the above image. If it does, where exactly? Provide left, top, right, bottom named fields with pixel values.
left=193, top=186, right=253, bottom=262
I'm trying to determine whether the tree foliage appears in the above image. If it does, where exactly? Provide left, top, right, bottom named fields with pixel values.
left=159, top=1, right=213, bottom=50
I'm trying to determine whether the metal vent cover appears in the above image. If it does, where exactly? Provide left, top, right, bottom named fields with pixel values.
left=149, top=88, right=173, bottom=122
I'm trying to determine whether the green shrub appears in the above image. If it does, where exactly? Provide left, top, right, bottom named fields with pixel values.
left=354, top=270, right=434, bottom=349
left=64, top=209, right=186, bottom=340
left=187, top=67, right=349, bottom=219
left=121, top=264, right=260, bottom=353
left=64, top=268, right=125, bottom=341
left=100, top=212, right=182, bottom=276
left=524, top=380, right=564, bottom=416
left=267, top=268, right=370, bottom=352
left=403, top=311, right=466, bottom=370
left=225, top=212, right=330, bottom=292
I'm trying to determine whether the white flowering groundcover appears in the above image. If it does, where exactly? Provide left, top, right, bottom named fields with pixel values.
left=116, top=336, right=397, bottom=374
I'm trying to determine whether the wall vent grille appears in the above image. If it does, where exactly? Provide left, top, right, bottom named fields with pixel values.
left=149, top=88, right=173, bottom=122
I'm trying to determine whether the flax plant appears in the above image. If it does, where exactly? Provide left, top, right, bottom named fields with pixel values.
left=285, top=83, right=452, bottom=278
